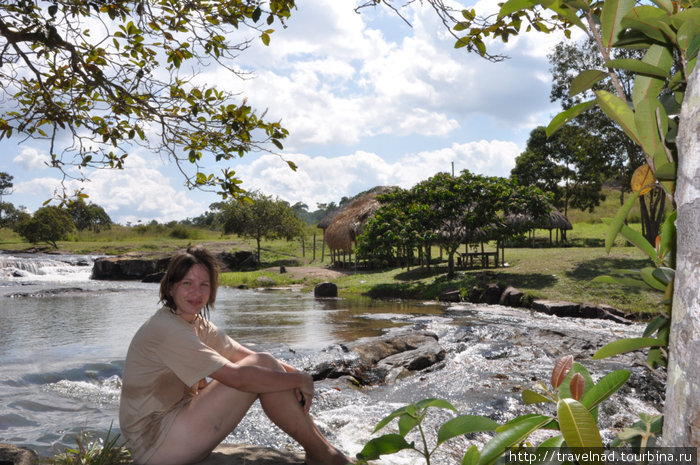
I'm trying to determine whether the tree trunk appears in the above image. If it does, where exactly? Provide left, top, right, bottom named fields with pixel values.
left=662, top=63, right=700, bottom=446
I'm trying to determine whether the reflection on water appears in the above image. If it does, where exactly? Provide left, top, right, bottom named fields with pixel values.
left=214, top=290, right=446, bottom=351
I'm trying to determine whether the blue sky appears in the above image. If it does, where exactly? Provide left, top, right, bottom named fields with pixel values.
left=1, top=0, right=570, bottom=224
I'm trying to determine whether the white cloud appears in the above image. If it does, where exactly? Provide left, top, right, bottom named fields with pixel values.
left=237, top=139, right=520, bottom=209
left=13, top=147, right=51, bottom=170
left=81, top=154, right=205, bottom=223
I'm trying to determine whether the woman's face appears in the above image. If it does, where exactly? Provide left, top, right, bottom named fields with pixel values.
left=170, top=264, right=211, bottom=322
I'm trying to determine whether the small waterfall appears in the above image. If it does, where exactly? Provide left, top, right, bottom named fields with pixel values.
left=0, top=254, right=95, bottom=281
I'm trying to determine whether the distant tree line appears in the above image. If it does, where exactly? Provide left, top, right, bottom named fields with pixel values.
left=0, top=173, right=113, bottom=248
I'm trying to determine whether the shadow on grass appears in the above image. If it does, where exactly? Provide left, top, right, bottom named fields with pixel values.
left=394, top=267, right=448, bottom=281
left=365, top=268, right=558, bottom=300
left=566, top=256, right=651, bottom=281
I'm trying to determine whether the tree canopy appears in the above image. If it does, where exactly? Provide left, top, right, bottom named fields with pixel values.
left=67, top=198, right=112, bottom=232
left=15, top=205, right=74, bottom=248
left=358, top=171, right=550, bottom=276
left=0, top=0, right=295, bottom=200
left=212, top=191, right=305, bottom=260
left=0, top=172, right=13, bottom=201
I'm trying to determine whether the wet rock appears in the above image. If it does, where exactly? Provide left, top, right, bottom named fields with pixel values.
left=0, top=443, right=38, bottom=465
left=438, top=289, right=461, bottom=302
left=196, top=444, right=304, bottom=465
left=313, top=330, right=446, bottom=385
left=498, top=286, right=523, bottom=307
left=483, top=283, right=503, bottom=304
left=218, top=251, right=259, bottom=270
left=531, top=299, right=582, bottom=318
left=531, top=300, right=633, bottom=324
left=91, top=255, right=170, bottom=280
left=314, top=282, right=338, bottom=298
left=92, top=251, right=259, bottom=281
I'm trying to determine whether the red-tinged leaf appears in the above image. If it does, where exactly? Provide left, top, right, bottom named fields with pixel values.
left=551, top=355, right=573, bottom=390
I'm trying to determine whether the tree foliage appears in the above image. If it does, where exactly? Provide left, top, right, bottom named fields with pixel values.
left=511, top=125, right=609, bottom=217
left=0, top=201, right=30, bottom=229
left=67, top=198, right=112, bottom=232
left=0, top=172, right=13, bottom=201
left=0, top=0, right=295, bottom=200
left=16, top=205, right=74, bottom=247
left=358, top=171, right=550, bottom=276
left=213, top=191, right=305, bottom=260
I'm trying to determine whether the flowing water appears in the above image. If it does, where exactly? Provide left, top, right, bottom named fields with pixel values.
left=0, top=253, right=661, bottom=464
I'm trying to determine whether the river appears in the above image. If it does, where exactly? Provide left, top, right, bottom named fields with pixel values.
left=0, top=253, right=661, bottom=464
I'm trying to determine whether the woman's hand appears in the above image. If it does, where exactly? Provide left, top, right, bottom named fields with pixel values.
left=297, top=372, right=315, bottom=415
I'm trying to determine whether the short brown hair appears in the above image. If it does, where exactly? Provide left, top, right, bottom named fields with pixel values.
left=159, top=246, right=220, bottom=316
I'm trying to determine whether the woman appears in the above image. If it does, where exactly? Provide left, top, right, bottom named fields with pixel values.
left=119, top=246, right=351, bottom=465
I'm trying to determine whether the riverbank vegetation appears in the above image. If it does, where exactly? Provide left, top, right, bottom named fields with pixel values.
left=0, top=194, right=662, bottom=316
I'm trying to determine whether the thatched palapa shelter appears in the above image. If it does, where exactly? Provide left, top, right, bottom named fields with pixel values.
left=506, top=209, right=572, bottom=246
left=319, top=186, right=397, bottom=266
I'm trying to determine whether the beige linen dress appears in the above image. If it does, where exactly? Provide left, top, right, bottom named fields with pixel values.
left=119, top=307, right=241, bottom=464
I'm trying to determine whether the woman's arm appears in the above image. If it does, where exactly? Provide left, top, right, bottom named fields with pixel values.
left=209, top=360, right=315, bottom=413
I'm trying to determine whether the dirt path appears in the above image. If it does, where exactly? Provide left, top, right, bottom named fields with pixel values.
left=262, top=265, right=350, bottom=280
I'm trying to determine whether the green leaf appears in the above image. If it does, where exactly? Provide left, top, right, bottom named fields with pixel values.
left=640, top=267, right=668, bottom=291
left=605, top=58, right=670, bottom=78
left=398, top=413, right=420, bottom=437
left=595, top=90, right=642, bottom=147
left=618, top=224, right=659, bottom=262
left=557, top=398, right=604, bottom=451
left=622, top=6, right=676, bottom=44
left=633, top=45, right=674, bottom=107
left=478, top=415, right=552, bottom=465
left=649, top=0, right=674, bottom=14
left=546, top=100, right=596, bottom=136
left=676, top=17, right=700, bottom=57
left=654, top=162, right=676, bottom=181
left=603, top=189, right=641, bottom=253
left=522, top=389, right=554, bottom=405
left=356, top=434, right=414, bottom=462
left=643, top=314, right=670, bottom=337
left=593, top=337, right=665, bottom=359
left=658, top=210, right=677, bottom=261
left=652, top=267, right=674, bottom=286
left=546, top=2, right=588, bottom=31
left=499, top=0, right=536, bottom=19
left=463, top=445, right=481, bottom=465
left=635, top=97, right=668, bottom=159
left=580, top=370, right=630, bottom=410
left=591, top=275, right=647, bottom=287
left=601, top=0, right=636, bottom=47
left=373, top=405, right=411, bottom=432
left=415, top=398, right=458, bottom=412
left=437, top=415, right=499, bottom=446
left=570, top=70, right=608, bottom=97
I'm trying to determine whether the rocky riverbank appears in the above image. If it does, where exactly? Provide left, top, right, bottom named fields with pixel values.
left=0, top=443, right=305, bottom=465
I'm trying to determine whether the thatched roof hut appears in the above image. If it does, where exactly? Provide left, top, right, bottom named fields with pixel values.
left=505, top=208, right=572, bottom=246
left=323, top=186, right=397, bottom=254
left=506, top=209, right=572, bottom=231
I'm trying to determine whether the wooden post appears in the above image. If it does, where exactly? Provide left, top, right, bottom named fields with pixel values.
left=312, top=233, right=316, bottom=262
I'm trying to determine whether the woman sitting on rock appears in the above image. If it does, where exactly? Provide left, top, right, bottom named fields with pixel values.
left=119, top=245, right=351, bottom=465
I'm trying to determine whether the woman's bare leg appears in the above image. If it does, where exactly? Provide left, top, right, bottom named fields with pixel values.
left=145, top=353, right=350, bottom=465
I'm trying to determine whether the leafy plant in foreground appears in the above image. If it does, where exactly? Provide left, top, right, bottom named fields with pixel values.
left=357, top=355, right=632, bottom=465
left=45, top=425, right=130, bottom=465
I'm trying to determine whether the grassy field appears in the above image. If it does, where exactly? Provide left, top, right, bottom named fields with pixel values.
left=0, top=192, right=665, bottom=316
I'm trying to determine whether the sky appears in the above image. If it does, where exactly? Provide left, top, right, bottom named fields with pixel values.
left=0, top=0, right=572, bottom=225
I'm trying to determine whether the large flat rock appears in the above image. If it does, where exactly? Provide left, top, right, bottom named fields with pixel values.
left=196, top=444, right=305, bottom=465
